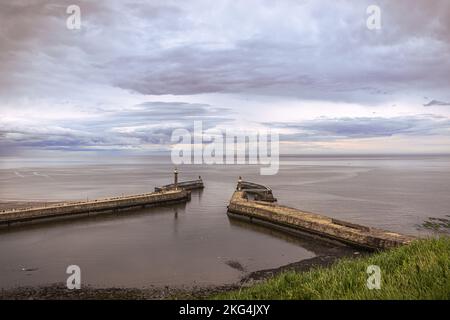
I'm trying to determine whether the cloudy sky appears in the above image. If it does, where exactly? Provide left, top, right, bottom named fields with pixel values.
left=1, top=0, right=450, bottom=156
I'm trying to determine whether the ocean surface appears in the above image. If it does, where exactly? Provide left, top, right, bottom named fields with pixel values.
left=0, top=154, right=449, bottom=289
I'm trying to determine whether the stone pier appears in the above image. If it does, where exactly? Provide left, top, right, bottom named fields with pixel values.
left=227, top=179, right=415, bottom=250
left=0, top=169, right=199, bottom=227
left=0, top=189, right=190, bottom=226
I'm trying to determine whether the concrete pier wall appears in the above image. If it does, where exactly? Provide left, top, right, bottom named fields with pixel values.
left=0, top=189, right=190, bottom=225
left=228, top=188, right=415, bottom=250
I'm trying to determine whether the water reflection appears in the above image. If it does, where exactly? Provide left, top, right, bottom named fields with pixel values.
left=228, top=217, right=352, bottom=256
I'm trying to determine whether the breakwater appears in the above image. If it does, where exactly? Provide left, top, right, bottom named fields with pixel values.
left=0, top=189, right=190, bottom=226
left=0, top=170, right=199, bottom=227
left=227, top=179, right=415, bottom=250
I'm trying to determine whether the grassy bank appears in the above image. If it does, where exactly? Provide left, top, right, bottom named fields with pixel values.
left=214, top=237, right=450, bottom=300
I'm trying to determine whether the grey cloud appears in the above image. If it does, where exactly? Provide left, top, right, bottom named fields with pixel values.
left=0, top=0, right=449, bottom=104
left=114, top=102, right=232, bottom=122
left=0, top=126, right=114, bottom=151
left=82, top=102, right=234, bottom=134
left=0, top=101, right=233, bottom=151
left=423, top=100, right=450, bottom=107
left=107, top=0, right=450, bottom=103
left=267, top=116, right=450, bottom=141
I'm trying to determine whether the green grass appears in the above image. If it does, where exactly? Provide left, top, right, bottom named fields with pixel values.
left=213, top=237, right=450, bottom=300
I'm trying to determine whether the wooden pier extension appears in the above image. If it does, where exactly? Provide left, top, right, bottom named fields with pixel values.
left=228, top=179, right=415, bottom=250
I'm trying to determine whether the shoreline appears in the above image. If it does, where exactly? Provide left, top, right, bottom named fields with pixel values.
left=0, top=245, right=359, bottom=300
left=214, top=238, right=450, bottom=300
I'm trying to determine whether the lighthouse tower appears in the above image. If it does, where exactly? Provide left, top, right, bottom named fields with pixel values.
left=174, top=167, right=179, bottom=190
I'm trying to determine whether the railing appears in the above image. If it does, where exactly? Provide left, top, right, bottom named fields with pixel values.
left=237, top=180, right=277, bottom=202
left=0, top=189, right=177, bottom=214
left=154, top=178, right=204, bottom=192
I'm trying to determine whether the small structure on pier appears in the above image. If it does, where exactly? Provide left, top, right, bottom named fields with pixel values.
left=236, top=178, right=277, bottom=202
left=154, top=168, right=204, bottom=192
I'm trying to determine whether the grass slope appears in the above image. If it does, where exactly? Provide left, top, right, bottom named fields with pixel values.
left=214, top=237, right=450, bottom=300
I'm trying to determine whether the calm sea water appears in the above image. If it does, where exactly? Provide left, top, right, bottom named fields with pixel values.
left=0, top=155, right=449, bottom=289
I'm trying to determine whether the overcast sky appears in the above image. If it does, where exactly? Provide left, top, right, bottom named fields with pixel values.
left=1, top=0, right=450, bottom=155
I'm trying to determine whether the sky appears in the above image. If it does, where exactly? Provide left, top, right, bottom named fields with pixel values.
left=0, top=0, right=450, bottom=156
